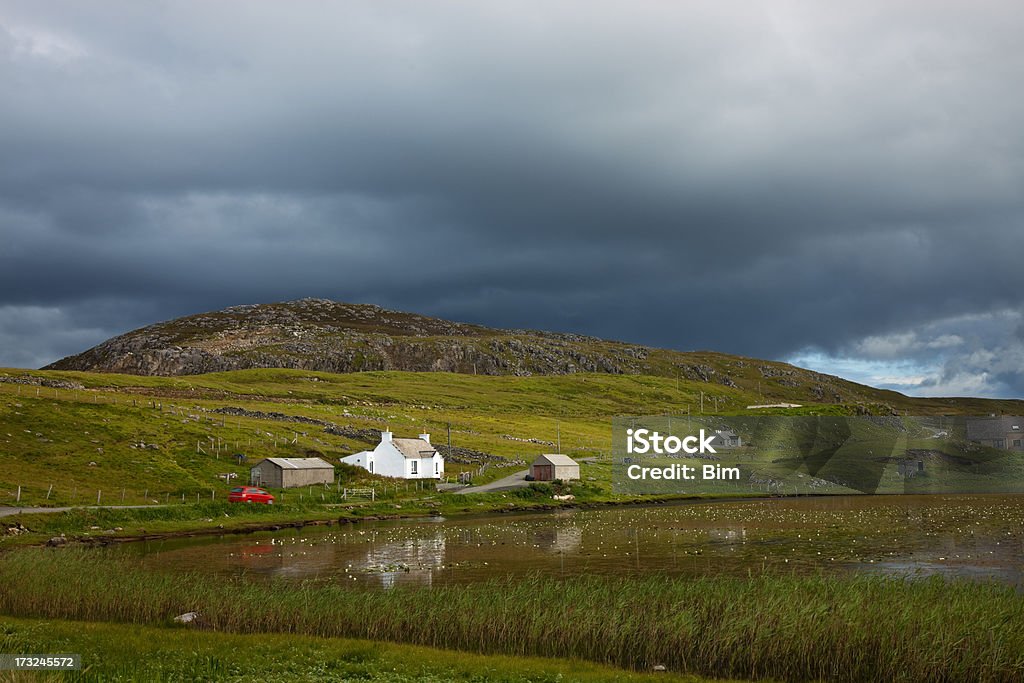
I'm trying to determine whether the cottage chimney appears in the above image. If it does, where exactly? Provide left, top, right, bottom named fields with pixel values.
left=381, top=430, right=393, bottom=443
left=419, top=433, right=430, bottom=444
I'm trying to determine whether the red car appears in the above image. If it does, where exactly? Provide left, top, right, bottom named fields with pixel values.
left=228, top=486, right=275, bottom=504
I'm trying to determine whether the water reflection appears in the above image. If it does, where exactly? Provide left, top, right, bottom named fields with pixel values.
left=363, top=533, right=445, bottom=589
left=533, top=526, right=582, bottom=554
left=125, top=494, right=1024, bottom=589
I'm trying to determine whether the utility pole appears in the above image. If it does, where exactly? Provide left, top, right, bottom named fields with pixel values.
left=556, top=420, right=561, bottom=453
left=700, top=391, right=704, bottom=414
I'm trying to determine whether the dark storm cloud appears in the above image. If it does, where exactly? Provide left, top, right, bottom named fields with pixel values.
left=1, top=1, right=1023, bottom=396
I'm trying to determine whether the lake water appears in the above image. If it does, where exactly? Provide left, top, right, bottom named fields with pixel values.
left=122, top=494, right=1024, bottom=589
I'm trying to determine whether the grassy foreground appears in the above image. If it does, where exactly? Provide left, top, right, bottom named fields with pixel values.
left=1, top=549, right=1022, bottom=682
left=0, top=617, right=715, bottom=683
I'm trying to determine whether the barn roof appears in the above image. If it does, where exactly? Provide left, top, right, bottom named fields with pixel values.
left=966, top=417, right=1023, bottom=441
left=391, top=438, right=437, bottom=459
left=532, top=454, right=578, bottom=467
left=258, top=457, right=333, bottom=470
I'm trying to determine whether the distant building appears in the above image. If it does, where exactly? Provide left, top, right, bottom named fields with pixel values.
left=966, top=417, right=1024, bottom=451
left=530, top=454, right=580, bottom=481
left=708, top=429, right=742, bottom=449
left=897, top=459, right=925, bottom=478
left=250, top=457, right=335, bottom=488
left=340, top=431, right=444, bottom=479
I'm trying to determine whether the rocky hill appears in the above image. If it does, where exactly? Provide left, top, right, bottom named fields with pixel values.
left=45, top=298, right=905, bottom=408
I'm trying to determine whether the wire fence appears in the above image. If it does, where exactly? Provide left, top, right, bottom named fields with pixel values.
left=3, top=477, right=456, bottom=508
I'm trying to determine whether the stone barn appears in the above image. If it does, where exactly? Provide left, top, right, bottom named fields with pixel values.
left=250, top=457, right=335, bottom=489
left=530, top=454, right=580, bottom=482
left=966, top=417, right=1024, bottom=451
left=708, top=429, right=742, bottom=449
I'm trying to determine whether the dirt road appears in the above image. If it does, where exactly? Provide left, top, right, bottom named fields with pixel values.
left=454, top=469, right=531, bottom=494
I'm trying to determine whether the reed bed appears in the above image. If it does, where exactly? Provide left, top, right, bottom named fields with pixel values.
left=1, top=548, right=1022, bottom=681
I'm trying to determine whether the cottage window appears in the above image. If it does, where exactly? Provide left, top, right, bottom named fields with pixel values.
left=435, top=461, right=439, bottom=474
left=369, top=461, right=374, bottom=473
left=1014, top=440, right=1022, bottom=448
left=411, top=461, right=418, bottom=475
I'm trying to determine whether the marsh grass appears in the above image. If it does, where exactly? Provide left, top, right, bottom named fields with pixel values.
left=1, top=549, right=1021, bottom=681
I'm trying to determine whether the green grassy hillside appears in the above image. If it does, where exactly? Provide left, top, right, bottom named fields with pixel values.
left=2, top=366, right=1023, bottom=511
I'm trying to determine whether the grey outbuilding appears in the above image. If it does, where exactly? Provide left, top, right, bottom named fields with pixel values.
left=250, top=457, right=335, bottom=488
left=529, top=454, right=580, bottom=481
left=966, top=417, right=1024, bottom=451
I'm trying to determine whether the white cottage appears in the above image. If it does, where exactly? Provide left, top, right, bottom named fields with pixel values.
left=341, top=431, right=444, bottom=479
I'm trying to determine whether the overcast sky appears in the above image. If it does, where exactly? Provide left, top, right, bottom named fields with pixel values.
left=1, top=1, right=1023, bottom=397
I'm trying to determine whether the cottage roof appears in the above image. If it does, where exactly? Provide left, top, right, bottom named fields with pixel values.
left=966, top=417, right=1023, bottom=441
left=391, top=438, right=437, bottom=459
left=260, top=457, right=333, bottom=470
left=532, top=454, right=578, bottom=467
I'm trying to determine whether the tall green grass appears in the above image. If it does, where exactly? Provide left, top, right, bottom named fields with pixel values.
left=1, top=548, right=1021, bottom=681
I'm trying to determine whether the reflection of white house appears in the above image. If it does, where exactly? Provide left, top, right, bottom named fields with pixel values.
left=533, top=526, right=583, bottom=554
left=341, top=431, right=444, bottom=479
left=364, top=532, right=446, bottom=589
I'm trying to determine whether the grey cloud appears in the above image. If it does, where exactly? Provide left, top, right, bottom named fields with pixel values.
left=1, top=1, right=1023, bottom=396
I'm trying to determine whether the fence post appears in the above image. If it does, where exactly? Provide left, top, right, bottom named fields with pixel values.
left=97, top=490, right=102, bottom=505
left=372, top=488, right=375, bottom=503
left=15, top=485, right=20, bottom=503
left=46, top=484, right=53, bottom=500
